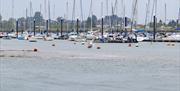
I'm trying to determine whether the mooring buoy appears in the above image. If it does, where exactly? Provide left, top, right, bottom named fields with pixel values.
left=87, top=44, right=93, bottom=48
left=135, top=44, right=139, bottom=47
left=128, top=44, right=132, bottom=47
left=167, top=44, right=171, bottom=46
left=171, top=44, right=175, bottom=46
left=97, top=46, right=101, bottom=49
left=52, top=44, right=55, bottom=46
left=33, top=48, right=38, bottom=52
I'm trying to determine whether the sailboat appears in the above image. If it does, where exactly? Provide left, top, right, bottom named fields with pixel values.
left=27, top=1, right=37, bottom=42
left=68, top=0, right=78, bottom=41
left=85, top=0, right=95, bottom=40
left=44, top=0, right=54, bottom=41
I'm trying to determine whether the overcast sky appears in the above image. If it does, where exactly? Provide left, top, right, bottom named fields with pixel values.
left=0, top=0, right=180, bottom=24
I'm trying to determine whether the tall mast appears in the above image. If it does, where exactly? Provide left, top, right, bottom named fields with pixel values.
left=90, top=0, right=93, bottom=31
left=48, top=0, right=50, bottom=21
left=12, top=0, right=14, bottom=19
left=120, top=0, right=125, bottom=31
left=80, top=0, right=85, bottom=32
left=151, top=0, right=157, bottom=22
left=44, top=0, right=47, bottom=20
left=0, top=0, right=1, bottom=31
left=178, top=0, right=180, bottom=25
left=72, top=0, right=76, bottom=32
left=131, top=0, right=138, bottom=31
left=48, top=0, right=51, bottom=31
left=0, top=0, right=1, bottom=16
left=164, top=3, right=167, bottom=25
left=39, top=4, right=42, bottom=32
left=53, top=4, right=55, bottom=20
left=30, top=0, right=33, bottom=32
left=114, top=0, right=118, bottom=32
left=66, top=2, right=69, bottom=32
left=101, top=2, right=103, bottom=17
left=144, top=0, right=150, bottom=30
left=12, top=0, right=15, bottom=31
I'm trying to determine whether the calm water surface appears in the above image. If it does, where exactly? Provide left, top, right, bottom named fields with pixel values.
left=0, top=39, right=180, bottom=91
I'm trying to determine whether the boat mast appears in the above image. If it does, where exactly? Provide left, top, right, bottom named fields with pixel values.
left=151, top=0, right=157, bottom=41
left=178, top=0, right=180, bottom=28
left=121, top=0, right=126, bottom=31
left=151, top=0, right=157, bottom=22
left=12, top=0, right=15, bottom=31
left=80, top=0, right=85, bottom=32
left=39, top=4, right=42, bottom=33
left=164, top=3, right=167, bottom=25
left=106, top=0, right=111, bottom=32
left=66, top=2, right=69, bottom=32
left=89, top=0, right=93, bottom=31
left=44, top=0, right=47, bottom=33
left=131, top=0, right=138, bottom=31
left=53, top=4, right=55, bottom=20
left=144, top=0, right=150, bottom=31
left=0, top=0, right=2, bottom=31
left=30, top=0, right=33, bottom=32
left=113, top=0, right=118, bottom=32
left=48, top=0, right=51, bottom=32
left=101, top=2, right=103, bottom=18
left=72, top=0, right=76, bottom=32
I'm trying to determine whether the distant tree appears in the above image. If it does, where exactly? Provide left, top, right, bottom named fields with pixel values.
left=168, top=20, right=177, bottom=28
left=18, top=17, right=26, bottom=30
left=34, top=12, right=43, bottom=26
left=8, top=18, right=16, bottom=31
left=0, top=14, right=2, bottom=21
left=56, top=17, right=63, bottom=23
left=86, top=15, right=97, bottom=28
left=157, top=20, right=163, bottom=28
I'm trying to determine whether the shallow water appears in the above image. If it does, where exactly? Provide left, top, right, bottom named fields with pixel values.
left=0, top=39, right=180, bottom=91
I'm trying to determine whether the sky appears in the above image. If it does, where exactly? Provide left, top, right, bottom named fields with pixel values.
left=0, top=0, right=180, bottom=24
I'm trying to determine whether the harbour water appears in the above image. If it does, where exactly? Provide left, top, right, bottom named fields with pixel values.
left=0, top=39, right=180, bottom=91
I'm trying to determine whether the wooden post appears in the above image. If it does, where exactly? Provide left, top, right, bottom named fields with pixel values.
left=16, top=20, right=18, bottom=38
left=46, top=20, right=49, bottom=35
left=101, top=18, right=104, bottom=38
left=33, top=20, right=36, bottom=36
left=61, top=19, right=63, bottom=37
left=153, top=16, right=156, bottom=42
left=77, top=18, right=79, bottom=35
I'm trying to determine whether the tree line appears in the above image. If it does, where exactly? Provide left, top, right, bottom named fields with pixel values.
left=0, top=11, right=179, bottom=32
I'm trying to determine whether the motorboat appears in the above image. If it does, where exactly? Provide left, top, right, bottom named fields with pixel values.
left=68, top=32, right=78, bottom=41
left=44, top=36, right=54, bottom=41
left=28, top=36, right=37, bottom=42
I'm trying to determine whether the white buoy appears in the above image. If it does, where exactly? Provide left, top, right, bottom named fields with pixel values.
left=135, top=43, right=139, bottom=47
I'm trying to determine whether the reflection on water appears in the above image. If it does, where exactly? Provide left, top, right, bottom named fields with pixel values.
left=0, top=39, right=180, bottom=91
